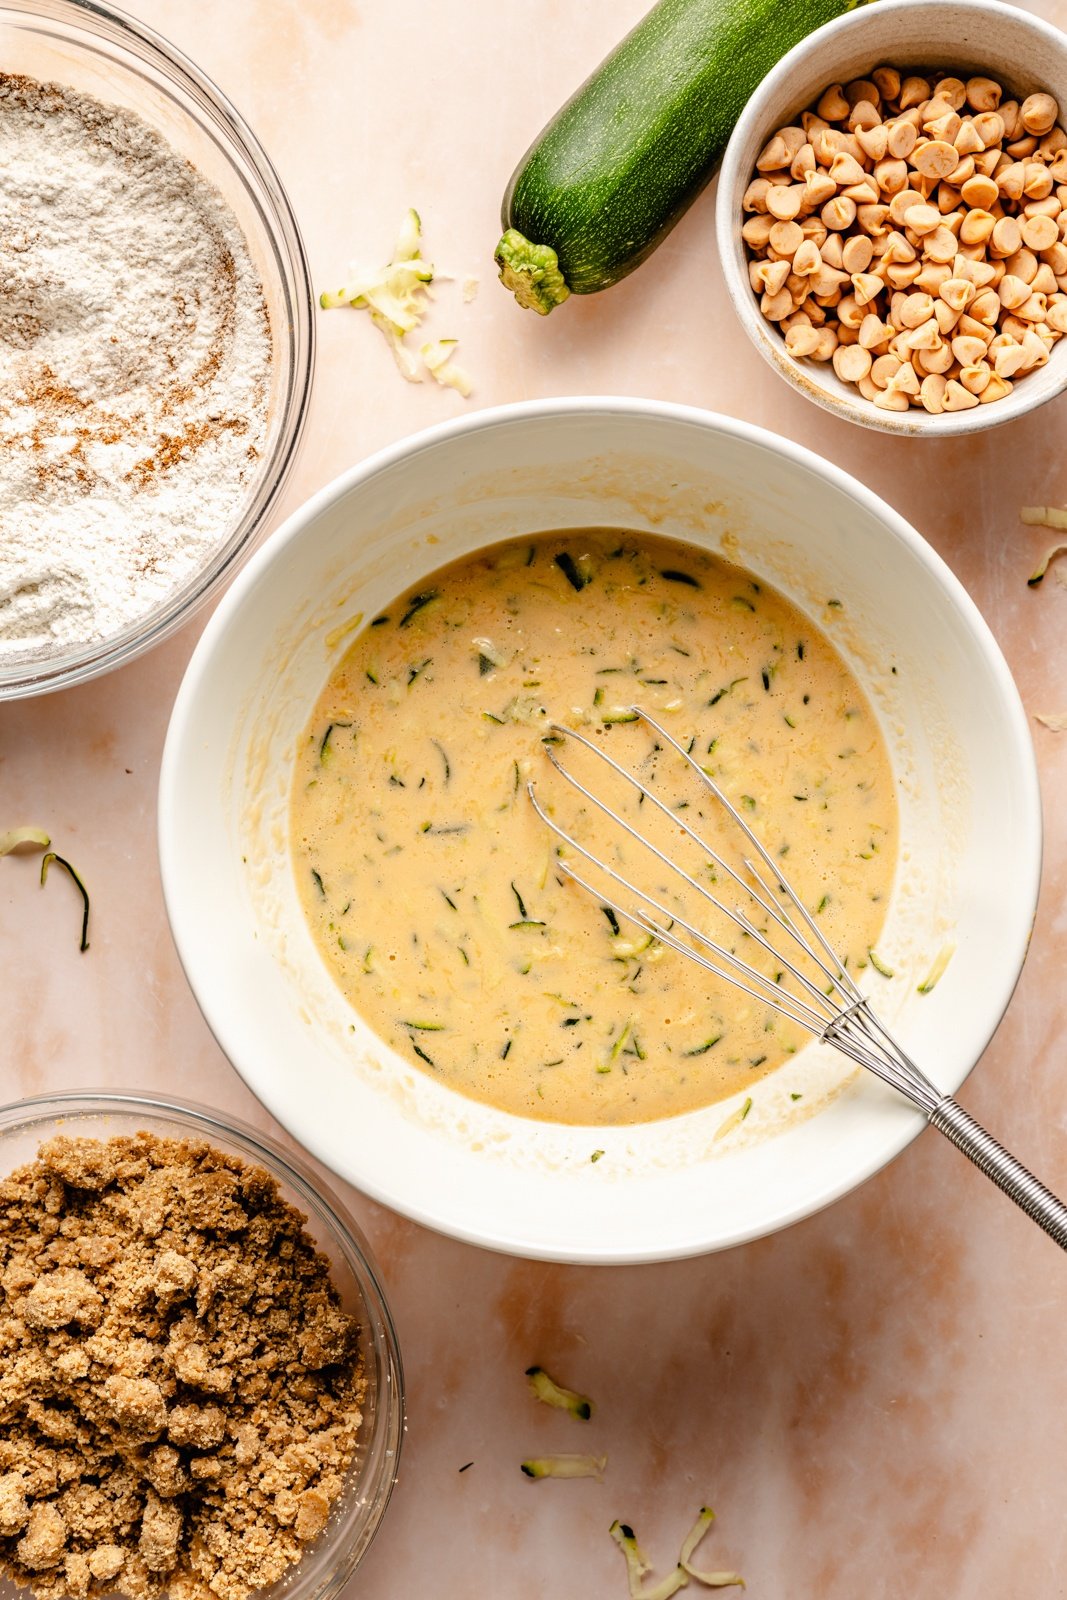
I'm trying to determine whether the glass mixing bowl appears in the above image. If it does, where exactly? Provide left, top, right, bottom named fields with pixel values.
left=0, top=0, right=315, bottom=699
left=0, top=1091, right=403, bottom=1600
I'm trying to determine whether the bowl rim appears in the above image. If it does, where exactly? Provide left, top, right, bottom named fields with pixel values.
left=159, top=395, right=1043, bottom=1262
left=714, top=0, right=1067, bottom=437
left=0, top=1086, right=404, bottom=1593
left=0, top=0, right=316, bottom=700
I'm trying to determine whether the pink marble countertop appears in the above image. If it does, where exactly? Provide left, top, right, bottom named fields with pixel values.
left=5, top=0, right=1067, bottom=1591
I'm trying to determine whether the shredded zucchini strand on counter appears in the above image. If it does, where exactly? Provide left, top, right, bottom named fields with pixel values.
left=40, top=851, right=90, bottom=952
left=319, top=211, right=472, bottom=392
left=0, top=825, right=51, bottom=856
left=521, top=1454, right=606, bottom=1480
left=610, top=1509, right=745, bottom=1597
left=526, top=1365, right=594, bottom=1420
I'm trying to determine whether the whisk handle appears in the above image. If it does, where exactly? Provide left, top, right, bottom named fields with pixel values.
left=929, top=1096, right=1067, bottom=1250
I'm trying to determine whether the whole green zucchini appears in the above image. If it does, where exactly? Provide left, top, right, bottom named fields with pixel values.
left=496, top=0, right=859, bottom=314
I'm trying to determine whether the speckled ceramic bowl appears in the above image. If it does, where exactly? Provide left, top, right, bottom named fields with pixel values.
left=716, top=0, right=1067, bottom=435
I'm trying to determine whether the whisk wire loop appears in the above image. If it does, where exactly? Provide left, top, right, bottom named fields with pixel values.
left=640, top=711, right=867, bottom=1009
left=525, top=787, right=833, bottom=1035
left=529, top=708, right=1067, bottom=1248
left=534, top=715, right=939, bottom=1109
left=543, top=727, right=853, bottom=1022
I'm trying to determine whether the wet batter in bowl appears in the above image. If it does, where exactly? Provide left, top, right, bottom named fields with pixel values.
left=290, top=531, right=897, bottom=1125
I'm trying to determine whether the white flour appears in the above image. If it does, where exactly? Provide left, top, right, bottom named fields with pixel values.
left=0, top=72, right=272, bottom=665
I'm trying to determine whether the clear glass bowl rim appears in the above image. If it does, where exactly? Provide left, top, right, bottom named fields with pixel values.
left=0, top=1087, right=404, bottom=1600
left=0, top=0, right=316, bottom=700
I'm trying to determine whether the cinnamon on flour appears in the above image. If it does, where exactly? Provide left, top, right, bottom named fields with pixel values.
left=0, top=72, right=272, bottom=665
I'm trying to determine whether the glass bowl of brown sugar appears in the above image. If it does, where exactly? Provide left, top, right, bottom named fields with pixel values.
left=0, top=1091, right=403, bottom=1600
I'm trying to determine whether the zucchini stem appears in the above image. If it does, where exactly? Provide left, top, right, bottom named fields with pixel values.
left=495, top=229, right=571, bottom=314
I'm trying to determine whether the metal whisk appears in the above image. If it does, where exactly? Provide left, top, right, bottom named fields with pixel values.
left=529, top=708, right=1067, bottom=1250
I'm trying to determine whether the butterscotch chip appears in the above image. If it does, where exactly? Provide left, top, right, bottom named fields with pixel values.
left=913, top=139, right=959, bottom=179
left=0, top=1134, right=365, bottom=1600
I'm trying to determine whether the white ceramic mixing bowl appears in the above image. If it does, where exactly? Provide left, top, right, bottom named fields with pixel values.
left=159, top=400, right=1041, bottom=1263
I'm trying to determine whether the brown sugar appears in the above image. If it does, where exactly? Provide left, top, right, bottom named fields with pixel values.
left=0, top=1133, right=366, bottom=1600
